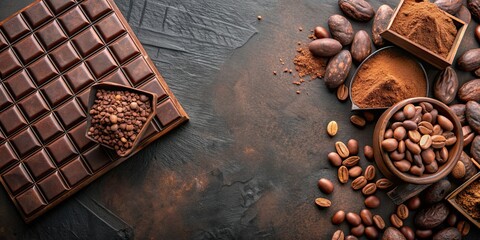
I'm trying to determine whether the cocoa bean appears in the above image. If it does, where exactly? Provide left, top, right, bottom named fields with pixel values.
left=459, top=79, right=480, bottom=102
left=372, top=5, right=393, bottom=47
left=468, top=0, right=480, bottom=22
left=434, top=0, right=462, bottom=15
left=472, top=136, right=480, bottom=161
left=422, top=179, right=451, bottom=204
left=309, top=38, right=342, bottom=57
left=466, top=101, right=480, bottom=133
left=459, top=151, right=477, bottom=180
left=314, top=26, right=330, bottom=39
left=382, top=227, right=406, bottom=240
left=432, top=227, right=461, bottom=240
left=324, top=50, right=352, bottom=89
left=458, top=49, right=480, bottom=71
left=351, top=30, right=371, bottom=63
left=455, top=6, right=472, bottom=24
left=338, top=0, right=375, bottom=22
left=328, top=15, right=354, bottom=46
left=434, top=67, right=458, bottom=104
left=414, top=202, right=450, bottom=229
left=449, top=104, right=466, bottom=125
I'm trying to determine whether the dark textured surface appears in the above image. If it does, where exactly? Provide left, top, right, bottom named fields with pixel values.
left=0, top=0, right=480, bottom=239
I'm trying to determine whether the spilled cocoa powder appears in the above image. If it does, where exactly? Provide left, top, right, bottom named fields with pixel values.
left=293, top=46, right=327, bottom=78
left=391, top=1, right=457, bottom=58
left=456, top=180, right=480, bottom=220
left=351, top=48, right=426, bottom=108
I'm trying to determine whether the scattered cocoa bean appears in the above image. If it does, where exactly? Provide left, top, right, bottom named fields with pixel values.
left=351, top=30, right=371, bottom=63
left=458, top=79, right=480, bottom=102
left=309, top=38, right=343, bottom=57
left=338, top=0, right=375, bottom=22
left=328, top=15, right=354, bottom=46
left=458, top=49, right=480, bottom=71
left=434, top=67, right=458, bottom=104
left=434, top=0, right=462, bottom=15
left=372, top=5, right=393, bottom=47
left=324, top=50, right=352, bottom=89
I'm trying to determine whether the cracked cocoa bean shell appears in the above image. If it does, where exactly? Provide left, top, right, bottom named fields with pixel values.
left=328, top=15, right=354, bottom=46
left=324, top=50, right=352, bottom=89
left=434, top=67, right=458, bottom=104
left=338, top=0, right=375, bottom=22
left=372, top=5, right=393, bottom=47
left=458, top=79, right=480, bottom=102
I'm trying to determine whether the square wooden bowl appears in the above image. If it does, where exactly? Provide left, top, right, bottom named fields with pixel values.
left=447, top=164, right=480, bottom=229
left=381, top=0, right=468, bottom=69
left=85, top=82, right=158, bottom=157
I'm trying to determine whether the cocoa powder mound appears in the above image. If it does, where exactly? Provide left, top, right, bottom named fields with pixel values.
left=391, top=1, right=457, bottom=58
left=456, top=180, right=480, bottom=220
left=351, top=48, right=426, bottom=108
left=293, top=46, right=327, bottom=78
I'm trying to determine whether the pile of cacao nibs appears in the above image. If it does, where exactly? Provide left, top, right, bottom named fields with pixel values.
left=88, top=89, right=152, bottom=156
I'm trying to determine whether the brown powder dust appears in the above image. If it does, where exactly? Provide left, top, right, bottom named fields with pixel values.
left=351, top=48, right=426, bottom=108
left=293, top=46, right=327, bottom=79
left=456, top=180, right=480, bottom=220
left=391, top=1, right=457, bottom=58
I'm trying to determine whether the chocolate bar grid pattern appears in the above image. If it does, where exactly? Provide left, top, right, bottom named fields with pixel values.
left=0, top=0, right=186, bottom=222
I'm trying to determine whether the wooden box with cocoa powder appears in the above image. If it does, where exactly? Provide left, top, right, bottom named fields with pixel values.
left=447, top=162, right=480, bottom=229
left=381, top=0, right=467, bottom=69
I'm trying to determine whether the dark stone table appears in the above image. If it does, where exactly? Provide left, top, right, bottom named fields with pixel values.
left=0, top=0, right=479, bottom=239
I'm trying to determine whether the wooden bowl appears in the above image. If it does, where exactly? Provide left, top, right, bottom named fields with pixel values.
left=372, top=97, right=463, bottom=184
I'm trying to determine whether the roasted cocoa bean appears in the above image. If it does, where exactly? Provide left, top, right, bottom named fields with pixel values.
left=466, top=101, right=480, bottom=133
left=459, top=79, right=480, bottom=102
left=337, top=84, right=349, bottom=101
left=318, top=178, right=334, bottom=194
left=338, top=0, right=375, bottom=22
left=434, top=67, right=458, bottom=104
left=416, top=229, right=433, bottom=239
left=347, top=139, right=359, bottom=155
left=382, top=227, right=406, bottom=240
left=315, top=197, right=332, bottom=208
left=332, top=210, right=346, bottom=225
left=376, top=178, right=393, bottom=190
left=332, top=229, right=345, bottom=240
left=477, top=25, right=480, bottom=43
left=407, top=196, right=421, bottom=210
left=434, top=0, right=462, bottom=15
left=423, top=179, right=451, bottom=204
left=328, top=15, right=354, bottom=46
left=350, top=114, right=366, bottom=128
left=314, top=26, right=330, bottom=39
left=372, top=5, right=393, bottom=47
left=345, top=236, right=357, bottom=240
left=309, top=38, right=342, bottom=57
left=396, top=204, right=409, bottom=220
left=364, top=145, right=374, bottom=160
left=400, top=226, right=414, bottom=240
left=352, top=176, right=367, bottom=190
left=382, top=138, right=398, bottom=152
left=349, top=166, right=363, bottom=178
left=362, top=183, right=376, bottom=195
left=364, top=165, right=375, bottom=181
left=458, top=49, right=480, bottom=71
left=447, top=213, right=457, bottom=226
left=338, top=166, right=349, bottom=183
left=351, top=30, right=371, bottom=63
left=457, top=220, right=471, bottom=237
left=325, top=50, right=352, bottom=89
left=451, top=160, right=466, bottom=179
left=346, top=212, right=362, bottom=226
left=350, top=224, right=365, bottom=237
left=364, top=196, right=380, bottom=209
left=432, top=227, right=461, bottom=240
left=460, top=151, right=478, bottom=180
left=364, top=226, right=378, bottom=240
left=328, top=152, right=343, bottom=167
left=373, top=215, right=385, bottom=230
left=336, top=141, right=350, bottom=158
left=414, top=202, right=450, bottom=229
left=360, top=209, right=373, bottom=226
left=343, top=156, right=361, bottom=167
left=390, top=213, right=403, bottom=228
left=467, top=0, right=480, bottom=22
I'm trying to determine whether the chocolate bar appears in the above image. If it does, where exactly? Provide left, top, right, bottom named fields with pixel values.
left=0, top=0, right=188, bottom=222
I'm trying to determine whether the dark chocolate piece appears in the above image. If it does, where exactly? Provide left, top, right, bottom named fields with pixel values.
left=123, top=56, right=153, bottom=86
left=86, top=48, right=117, bottom=78
left=16, top=186, right=46, bottom=215
left=46, top=135, right=77, bottom=165
left=0, top=48, right=22, bottom=78
left=140, top=77, right=167, bottom=102
left=0, top=85, right=13, bottom=109
left=58, top=6, right=89, bottom=36
left=36, top=20, right=67, bottom=50
left=49, top=41, right=80, bottom=71
left=81, top=0, right=112, bottom=21
left=68, top=122, right=94, bottom=151
left=54, top=99, right=86, bottom=129
left=4, top=70, right=36, bottom=100
left=24, top=149, right=56, bottom=180
left=18, top=91, right=49, bottom=121
left=10, top=128, right=41, bottom=158
left=60, top=157, right=90, bottom=186
left=0, top=33, right=8, bottom=49
left=94, top=13, right=124, bottom=43
left=41, top=76, right=73, bottom=107
left=27, top=55, right=59, bottom=85
left=100, top=69, right=130, bottom=86
left=33, top=113, right=63, bottom=143
left=13, top=34, right=44, bottom=64
left=72, top=27, right=103, bottom=57
left=45, top=0, right=75, bottom=15
left=156, top=99, right=181, bottom=127
left=23, top=1, right=53, bottom=29
left=37, top=171, right=68, bottom=201
left=64, top=63, right=94, bottom=93
left=109, top=34, right=139, bottom=64
left=0, top=106, right=27, bottom=135
left=2, top=163, right=33, bottom=194
left=83, top=145, right=112, bottom=171
left=1, top=14, right=30, bottom=42
left=76, top=88, right=90, bottom=109
left=0, top=143, right=18, bottom=171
